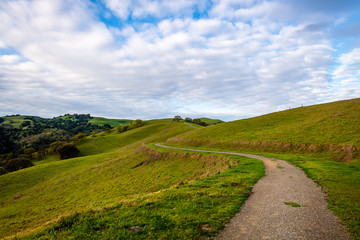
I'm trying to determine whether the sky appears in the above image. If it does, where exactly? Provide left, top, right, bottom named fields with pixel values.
left=0, top=0, right=359, bottom=121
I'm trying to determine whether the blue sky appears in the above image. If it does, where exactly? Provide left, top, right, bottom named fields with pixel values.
left=0, top=0, right=359, bottom=121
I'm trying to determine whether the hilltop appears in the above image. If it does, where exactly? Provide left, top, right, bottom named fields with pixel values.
left=167, top=98, right=360, bottom=161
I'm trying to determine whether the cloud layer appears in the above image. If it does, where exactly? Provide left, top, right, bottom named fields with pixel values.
left=0, top=0, right=359, bottom=120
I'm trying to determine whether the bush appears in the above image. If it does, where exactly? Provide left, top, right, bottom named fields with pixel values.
left=71, top=133, right=87, bottom=143
left=185, top=117, right=192, bottom=122
left=193, top=118, right=208, bottom=126
left=134, top=119, right=144, bottom=127
left=48, top=141, right=64, bottom=153
left=57, top=144, right=80, bottom=160
left=5, top=158, right=33, bottom=172
left=117, top=125, right=129, bottom=133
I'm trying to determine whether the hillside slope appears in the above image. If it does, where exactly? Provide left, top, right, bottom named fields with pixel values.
left=0, top=119, right=264, bottom=239
left=0, top=121, right=193, bottom=238
left=167, top=98, right=360, bottom=161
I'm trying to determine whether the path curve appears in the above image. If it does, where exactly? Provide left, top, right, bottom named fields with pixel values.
left=183, top=122, right=198, bottom=128
left=155, top=143, right=352, bottom=240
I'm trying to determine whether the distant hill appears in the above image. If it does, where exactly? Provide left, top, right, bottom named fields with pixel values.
left=167, top=98, right=360, bottom=161
left=0, top=114, right=129, bottom=154
left=199, top=117, right=224, bottom=124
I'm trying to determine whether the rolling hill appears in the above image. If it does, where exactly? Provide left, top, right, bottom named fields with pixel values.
left=0, top=119, right=263, bottom=239
left=167, top=98, right=360, bottom=162
left=0, top=100, right=359, bottom=239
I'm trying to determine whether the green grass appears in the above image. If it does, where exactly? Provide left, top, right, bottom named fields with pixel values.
left=2, top=99, right=359, bottom=239
left=40, top=120, right=195, bottom=162
left=3, top=120, right=255, bottom=239
left=199, top=118, right=224, bottom=125
left=155, top=141, right=360, bottom=239
left=17, top=154, right=264, bottom=240
left=167, top=98, right=360, bottom=154
left=1, top=115, right=32, bottom=128
left=89, top=117, right=130, bottom=128
left=164, top=98, right=360, bottom=240
left=0, top=148, right=225, bottom=238
left=284, top=202, right=301, bottom=207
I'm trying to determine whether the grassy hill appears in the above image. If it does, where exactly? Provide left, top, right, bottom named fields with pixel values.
left=166, top=98, right=360, bottom=239
left=167, top=98, right=360, bottom=161
left=89, top=117, right=130, bottom=128
left=199, top=118, right=224, bottom=125
left=0, top=100, right=359, bottom=239
left=0, top=119, right=264, bottom=239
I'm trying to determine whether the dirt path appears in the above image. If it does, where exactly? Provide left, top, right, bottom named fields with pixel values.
left=155, top=144, right=352, bottom=240
left=183, top=122, right=198, bottom=128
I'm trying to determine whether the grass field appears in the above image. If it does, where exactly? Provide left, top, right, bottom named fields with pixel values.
left=167, top=98, right=360, bottom=161
left=0, top=115, right=35, bottom=128
left=0, top=120, right=266, bottom=239
left=1, top=99, right=359, bottom=239
left=199, top=118, right=224, bottom=124
left=17, top=153, right=264, bottom=239
left=89, top=117, right=130, bottom=128
left=170, top=98, right=360, bottom=146
left=163, top=99, right=360, bottom=239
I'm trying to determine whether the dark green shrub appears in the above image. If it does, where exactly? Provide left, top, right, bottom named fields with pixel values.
left=57, top=144, right=80, bottom=160
left=71, top=132, right=87, bottom=143
left=48, top=141, right=64, bottom=153
left=4, top=158, right=33, bottom=172
left=134, top=119, right=144, bottom=127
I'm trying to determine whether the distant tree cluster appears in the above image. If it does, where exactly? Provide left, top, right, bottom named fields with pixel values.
left=57, top=143, right=80, bottom=160
left=0, top=113, right=110, bottom=175
left=0, top=147, right=35, bottom=175
left=116, top=119, right=144, bottom=133
left=184, top=117, right=208, bottom=126
left=173, top=116, right=183, bottom=122
left=0, top=114, right=114, bottom=156
left=0, top=132, right=85, bottom=175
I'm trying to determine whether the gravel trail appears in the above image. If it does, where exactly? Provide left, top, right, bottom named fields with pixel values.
left=155, top=144, right=352, bottom=240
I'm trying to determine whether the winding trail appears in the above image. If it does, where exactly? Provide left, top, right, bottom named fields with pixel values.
left=183, top=122, right=198, bottom=128
left=155, top=143, right=352, bottom=240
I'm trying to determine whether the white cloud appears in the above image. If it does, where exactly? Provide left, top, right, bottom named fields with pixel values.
left=103, top=0, right=132, bottom=19
left=0, top=0, right=358, bottom=120
left=0, top=55, right=20, bottom=64
left=333, top=48, right=360, bottom=79
left=328, top=48, right=360, bottom=100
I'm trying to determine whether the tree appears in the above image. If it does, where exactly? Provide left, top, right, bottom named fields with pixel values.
left=48, top=141, right=64, bottom=153
left=23, top=148, right=36, bottom=160
left=4, top=158, right=33, bottom=172
left=117, top=125, right=129, bottom=133
left=173, top=116, right=182, bottom=122
left=193, top=118, right=208, bottom=126
left=71, top=132, right=86, bottom=143
left=134, top=119, right=144, bottom=127
left=184, top=117, right=192, bottom=122
left=57, top=144, right=80, bottom=160
left=21, top=121, right=31, bottom=127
